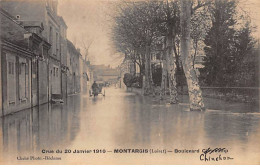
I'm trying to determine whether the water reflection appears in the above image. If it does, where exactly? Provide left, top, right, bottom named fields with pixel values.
left=0, top=95, right=81, bottom=155
left=204, top=113, right=260, bottom=144
left=0, top=88, right=259, bottom=164
left=116, top=95, right=206, bottom=149
left=112, top=91, right=260, bottom=161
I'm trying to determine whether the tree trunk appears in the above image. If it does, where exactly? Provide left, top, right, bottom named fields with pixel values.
left=165, top=35, right=178, bottom=104
left=160, top=60, right=167, bottom=100
left=144, top=45, right=151, bottom=95
left=149, top=53, right=155, bottom=97
left=180, top=0, right=205, bottom=111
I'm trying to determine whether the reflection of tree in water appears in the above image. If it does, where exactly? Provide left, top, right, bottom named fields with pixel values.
left=114, top=95, right=151, bottom=147
left=115, top=93, right=260, bottom=150
left=116, top=94, right=206, bottom=149
left=204, top=113, right=260, bottom=145
left=161, top=106, right=205, bottom=148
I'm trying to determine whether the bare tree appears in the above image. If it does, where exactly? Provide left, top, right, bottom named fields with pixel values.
left=112, top=0, right=163, bottom=95
left=81, top=37, right=94, bottom=61
left=112, top=0, right=210, bottom=108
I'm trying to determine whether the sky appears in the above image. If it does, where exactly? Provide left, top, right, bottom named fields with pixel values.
left=238, top=0, right=260, bottom=37
left=58, top=0, right=260, bottom=68
left=58, top=0, right=123, bottom=68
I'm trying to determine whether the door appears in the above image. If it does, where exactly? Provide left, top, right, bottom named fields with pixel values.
left=7, top=55, right=16, bottom=106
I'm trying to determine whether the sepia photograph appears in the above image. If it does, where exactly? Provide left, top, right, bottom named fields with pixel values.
left=0, top=0, right=259, bottom=165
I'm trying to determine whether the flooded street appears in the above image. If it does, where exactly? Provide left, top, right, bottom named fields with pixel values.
left=0, top=87, right=260, bottom=164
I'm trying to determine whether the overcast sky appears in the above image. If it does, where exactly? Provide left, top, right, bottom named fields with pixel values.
left=58, top=0, right=260, bottom=68
left=58, top=0, right=122, bottom=67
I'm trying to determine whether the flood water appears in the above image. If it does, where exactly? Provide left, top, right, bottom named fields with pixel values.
left=0, top=87, right=259, bottom=164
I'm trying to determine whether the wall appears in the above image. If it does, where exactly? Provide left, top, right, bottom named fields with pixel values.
left=79, top=57, right=90, bottom=95
left=1, top=0, right=63, bottom=99
left=59, top=21, right=68, bottom=98
left=101, top=75, right=118, bottom=83
left=38, top=60, right=49, bottom=104
left=1, top=49, right=32, bottom=115
left=0, top=41, right=2, bottom=116
left=0, top=10, right=33, bottom=115
left=49, top=61, right=61, bottom=95
left=66, top=40, right=81, bottom=95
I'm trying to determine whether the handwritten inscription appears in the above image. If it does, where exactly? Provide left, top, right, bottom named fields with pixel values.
left=200, top=147, right=234, bottom=162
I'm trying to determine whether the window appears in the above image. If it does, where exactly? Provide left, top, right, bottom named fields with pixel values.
left=18, top=62, right=27, bottom=75
left=43, top=47, right=48, bottom=57
left=156, top=53, right=161, bottom=60
left=25, top=63, right=29, bottom=75
left=18, top=63, right=22, bottom=75
left=56, top=68, right=58, bottom=77
left=56, top=32, right=59, bottom=55
left=53, top=67, right=56, bottom=76
left=49, top=26, right=53, bottom=44
left=8, top=62, right=14, bottom=75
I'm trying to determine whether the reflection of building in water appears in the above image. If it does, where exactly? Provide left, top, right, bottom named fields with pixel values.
left=0, top=117, right=3, bottom=163
left=66, top=96, right=81, bottom=141
left=2, top=109, right=33, bottom=153
left=0, top=96, right=81, bottom=156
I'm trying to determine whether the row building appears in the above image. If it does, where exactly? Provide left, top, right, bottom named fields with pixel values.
left=0, top=0, right=92, bottom=116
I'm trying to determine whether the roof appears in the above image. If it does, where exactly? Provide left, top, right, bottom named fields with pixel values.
left=58, top=16, right=68, bottom=29
left=0, top=7, right=29, bottom=49
left=0, top=7, right=20, bottom=24
left=91, top=64, right=108, bottom=70
left=67, top=39, right=81, bottom=55
left=101, top=70, right=119, bottom=76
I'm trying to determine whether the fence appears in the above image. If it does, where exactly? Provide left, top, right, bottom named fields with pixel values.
left=201, top=87, right=259, bottom=103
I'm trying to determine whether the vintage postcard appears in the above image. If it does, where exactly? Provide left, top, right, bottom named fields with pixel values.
left=0, top=0, right=259, bottom=165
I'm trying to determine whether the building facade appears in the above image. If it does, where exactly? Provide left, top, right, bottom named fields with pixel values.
left=59, top=16, right=68, bottom=99
left=79, top=57, right=92, bottom=95
left=0, top=0, right=93, bottom=116
left=0, top=8, right=51, bottom=116
left=1, top=0, right=68, bottom=101
left=67, top=40, right=81, bottom=95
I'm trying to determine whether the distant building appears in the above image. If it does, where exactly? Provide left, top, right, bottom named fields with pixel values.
left=79, top=56, right=93, bottom=95
left=66, top=40, right=80, bottom=95
left=91, top=65, right=119, bottom=84
left=59, top=16, right=68, bottom=98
